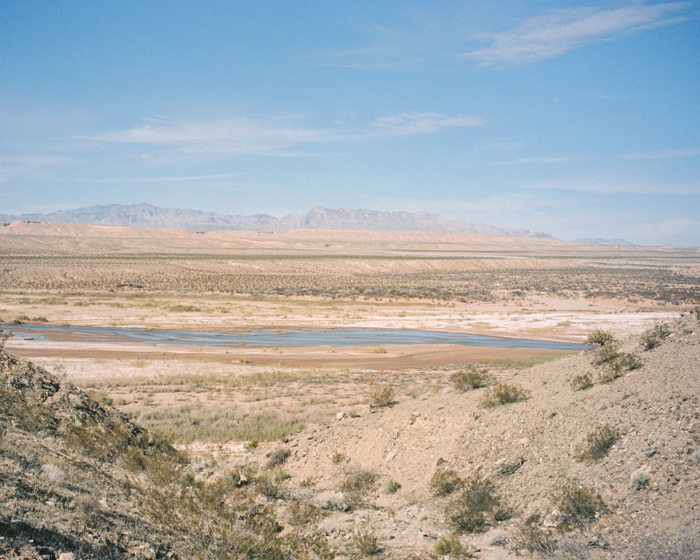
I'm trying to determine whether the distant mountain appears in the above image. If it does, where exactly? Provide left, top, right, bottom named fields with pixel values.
left=574, top=237, right=635, bottom=247
left=0, top=203, right=555, bottom=238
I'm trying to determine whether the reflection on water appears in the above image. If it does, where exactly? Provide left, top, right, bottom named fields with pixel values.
left=1, top=323, right=589, bottom=351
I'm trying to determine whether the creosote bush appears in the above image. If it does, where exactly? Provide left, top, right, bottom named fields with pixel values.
left=587, top=329, right=615, bottom=347
left=480, top=383, right=530, bottom=408
left=430, top=469, right=464, bottom=497
left=571, top=373, right=593, bottom=391
left=385, top=478, right=401, bottom=494
left=641, top=323, right=670, bottom=350
left=576, top=424, right=620, bottom=461
left=555, top=480, right=606, bottom=530
left=445, top=471, right=502, bottom=533
left=451, top=367, right=492, bottom=391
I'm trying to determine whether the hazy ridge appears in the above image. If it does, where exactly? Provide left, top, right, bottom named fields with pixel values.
left=0, top=203, right=555, bottom=238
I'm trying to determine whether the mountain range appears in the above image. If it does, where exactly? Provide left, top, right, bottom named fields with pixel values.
left=0, top=203, right=556, bottom=238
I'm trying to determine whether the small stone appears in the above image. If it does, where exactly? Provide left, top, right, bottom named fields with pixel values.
left=386, top=451, right=397, bottom=462
left=336, top=412, right=345, bottom=420
left=58, top=554, right=76, bottom=560
left=392, top=428, right=400, bottom=439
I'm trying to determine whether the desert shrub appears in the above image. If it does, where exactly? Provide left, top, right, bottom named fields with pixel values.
left=515, top=516, right=556, bottom=555
left=368, top=383, right=395, bottom=407
left=598, top=351, right=642, bottom=383
left=576, top=424, right=620, bottom=461
left=0, top=329, right=9, bottom=351
left=340, top=467, right=378, bottom=508
left=331, top=451, right=346, bottom=464
left=641, top=323, right=670, bottom=350
left=353, top=531, right=379, bottom=556
left=631, top=470, right=650, bottom=490
left=266, top=447, right=291, bottom=469
left=445, top=471, right=501, bottom=533
left=385, top=478, right=401, bottom=494
left=587, top=329, right=615, bottom=347
left=287, top=500, right=324, bottom=526
left=451, top=367, right=491, bottom=391
left=555, top=480, right=606, bottom=530
left=589, top=341, right=620, bottom=366
left=430, top=469, right=464, bottom=497
left=255, top=475, right=284, bottom=499
left=434, top=534, right=471, bottom=557
left=275, top=469, right=291, bottom=482
left=571, top=373, right=593, bottom=391
left=480, top=383, right=530, bottom=407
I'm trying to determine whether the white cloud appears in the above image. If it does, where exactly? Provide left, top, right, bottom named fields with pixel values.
left=462, top=2, right=691, bottom=65
left=371, top=111, right=485, bottom=136
left=87, top=112, right=484, bottom=155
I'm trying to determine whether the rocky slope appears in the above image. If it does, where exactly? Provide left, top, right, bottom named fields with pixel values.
left=256, top=312, right=700, bottom=558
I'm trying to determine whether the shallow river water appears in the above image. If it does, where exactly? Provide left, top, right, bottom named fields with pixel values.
left=1, top=323, right=588, bottom=351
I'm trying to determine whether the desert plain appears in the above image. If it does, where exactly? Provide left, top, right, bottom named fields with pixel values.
left=1, top=221, right=700, bottom=559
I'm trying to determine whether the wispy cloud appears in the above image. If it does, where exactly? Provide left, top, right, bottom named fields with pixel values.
left=0, top=154, right=74, bottom=183
left=462, top=2, right=691, bottom=65
left=371, top=111, right=485, bottom=136
left=525, top=175, right=700, bottom=195
left=503, top=147, right=700, bottom=165
left=88, top=112, right=484, bottom=155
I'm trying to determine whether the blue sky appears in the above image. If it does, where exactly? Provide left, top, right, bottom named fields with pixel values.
left=1, top=1, right=699, bottom=245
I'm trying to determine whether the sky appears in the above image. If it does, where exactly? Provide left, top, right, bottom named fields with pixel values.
left=1, top=1, right=699, bottom=245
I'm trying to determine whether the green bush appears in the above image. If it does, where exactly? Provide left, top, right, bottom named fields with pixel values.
left=571, top=373, right=593, bottom=391
left=576, top=424, right=620, bottom=461
left=385, top=478, right=401, bottom=494
left=641, top=323, right=670, bottom=350
left=445, top=471, right=502, bottom=533
left=353, top=531, right=379, bottom=556
left=587, top=329, right=615, bottom=347
left=430, top=469, right=464, bottom=497
left=555, top=480, right=606, bottom=530
left=451, top=367, right=491, bottom=391
left=480, top=383, right=530, bottom=407
left=434, top=534, right=471, bottom=557
left=590, top=341, right=620, bottom=366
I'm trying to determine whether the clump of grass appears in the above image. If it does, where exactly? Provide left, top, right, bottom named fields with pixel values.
left=451, top=367, right=492, bottom=391
left=571, top=373, right=594, bottom=391
left=445, top=471, right=502, bottom=533
left=587, top=329, right=615, bottom=347
left=576, top=424, right=620, bottom=461
left=430, top=469, right=464, bottom=497
left=641, top=323, right=670, bottom=350
left=434, top=534, right=471, bottom=557
left=368, top=382, right=394, bottom=407
left=385, top=478, right=401, bottom=494
left=480, top=383, right=530, bottom=408
left=555, top=480, right=606, bottom=531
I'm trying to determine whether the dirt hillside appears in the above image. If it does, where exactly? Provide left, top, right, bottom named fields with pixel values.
left=262, top=312, right=700, bottom=558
